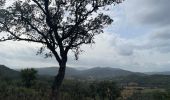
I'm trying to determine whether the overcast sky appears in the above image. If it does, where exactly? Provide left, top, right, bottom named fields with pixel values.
left=0, top=0, right=170, bottom=72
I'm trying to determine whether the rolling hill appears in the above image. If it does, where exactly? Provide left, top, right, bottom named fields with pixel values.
left=35, top=67, right=79, bottom=76
left=145, top=71, right=170, bottom=75
left=35, top=67, right=144, bottom=79
left=2, top=65, right=140, bottom=79
left=0, top=65, right=20, bottom=78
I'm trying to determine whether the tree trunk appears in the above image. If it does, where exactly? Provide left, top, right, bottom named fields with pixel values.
left=51, top=62, right=66, bottom=100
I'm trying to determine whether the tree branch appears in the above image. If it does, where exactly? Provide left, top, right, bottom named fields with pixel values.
left=32, top=0, right=47, bottom=15
left=1, top=25, right=46, bottom=44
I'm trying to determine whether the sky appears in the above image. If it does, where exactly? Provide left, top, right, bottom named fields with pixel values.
left=0, top=0, right=170, bottom=72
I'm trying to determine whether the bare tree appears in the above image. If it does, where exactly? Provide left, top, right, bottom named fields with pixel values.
left=0, top=0, right=122, bottom=99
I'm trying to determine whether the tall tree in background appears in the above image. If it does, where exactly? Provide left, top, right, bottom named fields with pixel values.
left=0, top=0, right=123, bottom=99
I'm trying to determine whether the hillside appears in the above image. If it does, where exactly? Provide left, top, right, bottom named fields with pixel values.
left=75, top=67, right=134, bottom=79
left=35, top=67, right=143, bottom=79
left=0, top=65, right=20, bottom=78
left=35, top=67, right=79, bottom=77
left=145, top=71, right=170, bottom=75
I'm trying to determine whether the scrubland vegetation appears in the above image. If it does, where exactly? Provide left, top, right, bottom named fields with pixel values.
left=0, top=76, right=120, bottom=100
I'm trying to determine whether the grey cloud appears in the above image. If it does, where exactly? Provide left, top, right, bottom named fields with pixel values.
left=140, top=4, right=170, bottom=26
left=125, top=0, right=170, bottom=27
left=150, top=27, right=170, bottom=40
left=156, top=46, right=170, bottom=53
left=114, top=32, right=170, bottom=55
left=130, top=39, right=170, bottom=54
left=141, top=27, right=170, bottom=53
left=143, top=0, right=170, bottom=26
left=116, top=45, right=134, bottom=56
left=122, top=0, right=170, bottom=53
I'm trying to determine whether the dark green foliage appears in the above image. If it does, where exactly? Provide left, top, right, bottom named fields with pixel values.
left=127, top=90, right=170, bottom=100
left=0, top=87, right=50, bottom=100
left=59, top=80, right=121, bottom=100
left=89, top=83, right=98, bottom=100
left=113, top=74, right=170, bottom=88
left=97, top=81, right=121, bottom=100
left=0, top=77, right=121, bottom=100
left=21, top=68, right=37, bottom=88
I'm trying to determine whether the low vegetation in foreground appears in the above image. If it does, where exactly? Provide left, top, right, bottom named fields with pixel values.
left=0, top=77, right=121, bottom=100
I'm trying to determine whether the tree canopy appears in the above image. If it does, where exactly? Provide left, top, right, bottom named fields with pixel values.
left=0, top=0, right=122, bottom=62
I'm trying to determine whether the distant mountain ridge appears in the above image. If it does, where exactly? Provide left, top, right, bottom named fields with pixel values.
left=145, top=71, right=170, bottom=75
left=34, top=66, right=145, bottom=79
left=4, top=65, right=141, bottom=79
left=2, top=64, right=170, bottom=89
left=2, top=64, right=170, bottom=80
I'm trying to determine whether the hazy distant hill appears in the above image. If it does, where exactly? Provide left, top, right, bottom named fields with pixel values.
left=2, top=64, right=170, bottom=91
left=0, top=65, right=20, bottom=78
left=76, top=67, right=134, bottom=79
left=1, top=64, right=170, bottom=86
left=35, top=67, right=79, bottom=77
left=35, top=67, right=144, bottom=79
left=0, top=64, right=145, bottom=80
left=145, top=71, right=170, bottom=75
left=0, top=64, right=146, bottom=79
